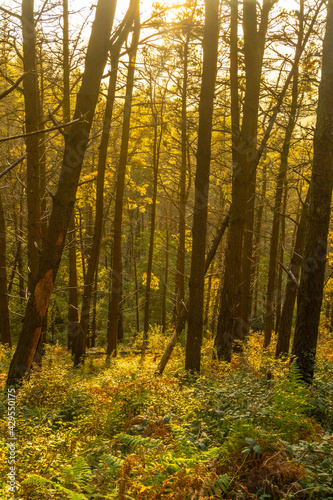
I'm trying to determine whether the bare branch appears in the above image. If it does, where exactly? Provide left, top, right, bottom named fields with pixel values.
left=0, top=6, right=21, bottom=20
left=0, top=154, right=27, bottom=180
left=0, top=73, right=29, bottom=101
left=0, top=116, right=84, bottom=144
left=278, top=260, right=299, bottom=290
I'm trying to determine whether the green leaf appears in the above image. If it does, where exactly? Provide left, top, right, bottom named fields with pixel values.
left=253, top=444, right=261, bottom=455
left=245, top=437, right=256, bottom=447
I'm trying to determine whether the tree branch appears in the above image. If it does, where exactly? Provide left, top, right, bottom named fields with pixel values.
left=0, top=116, right=84, bottom=144
left=278, top=260, right=299, bottom=290
left=0, top=72, right=29, bottom=100
left=0, top=154, right=27, bottom=180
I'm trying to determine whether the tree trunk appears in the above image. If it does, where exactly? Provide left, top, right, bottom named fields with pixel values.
left=74, top=37, right=118, bottom=365
left=7, top=0, right=117, bottom=387
left=252, top=161, right=267, bottom=319
left=264, top=1, right=303, bottom=346
left=292, top=0, right=333, bottom=383
left=275, top=183, right=288, bottom=335
left=0, top=191, right=11, bottom=346
left=185, top=0, right=219, bottom=372
left=275, top=188, right=309, bottom=357
left=214, top=0, right=273, bottom=360
left=68, top=213, right=79, bottom=352
left=161, top=221, right=170, bottom=333
left=22, top=0, right=41, bottom=292
left=143, top=92, right=164, bottom=347
left=175, top=31, right=190, bottom=325
left=107, top=5, right=140, bottom=356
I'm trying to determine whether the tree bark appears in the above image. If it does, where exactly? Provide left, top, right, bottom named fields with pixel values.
left=7, top=0, right=117, bottom=387
left=22, top=0, right=41, bottom=292
left=292, top=0, right=333, bottom=383
left=143, top=82, right=165, bottom=347
left=185, top=0, right=219, bottom=373
left=0, top=191, right=11, bottom=346
left=275, top=188, right=309, bottom=357
left=175, top=31, right=190, bottom=326
left=107, top=4, right=140, bottom=356
left=264, top=1, right=303, bottom=346
left=74, top=36, right=118, bottom=365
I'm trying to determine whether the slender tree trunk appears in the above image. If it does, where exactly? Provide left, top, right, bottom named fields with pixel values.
left=7, top=0, right=117, bottom=387
left=143, top=97, right=164, bottom=347
left=275, top=188, right=309, bottom=357
left=156, top=211, right=230, bottom=376
left=90, top=265, right=98, bottom=348
left=68, top=213, right=79, bottom=351
left=130, top=214, right=140, bottom=332
left=175, top=31, right=190, bottom=325
left=264, top=1, right=303, bottom=346
left=22, top=0, right=41, bottom=292
left=62, top=0, right=79, bottom=352
left=252, top=162, right=267, bottom=319
left=161, top=221, right=169, bottom=333
left=0, top=191, right=11, bottom=346
left=292, top=0, right=333, bottom=383
left=74, top=38, right=118, bottom=365
left=107, top=5, right=140, bottom=356
left=185, top=0, right=219, bottom=372
left=275, top=182, right=288, bottom=335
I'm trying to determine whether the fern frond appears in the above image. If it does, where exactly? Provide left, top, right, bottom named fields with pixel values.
left=116, top=433, right=162, bottom=450
left=22, top=474, right=88, bottom=500
left=101, top=454, right=125, bottom=469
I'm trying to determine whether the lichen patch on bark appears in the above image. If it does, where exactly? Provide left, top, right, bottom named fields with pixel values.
left=34, top=269, right=54, bottom=317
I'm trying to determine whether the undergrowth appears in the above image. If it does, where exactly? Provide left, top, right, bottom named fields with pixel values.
left=0, top=329, right=332, bottom=499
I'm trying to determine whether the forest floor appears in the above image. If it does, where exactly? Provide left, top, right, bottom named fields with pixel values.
left=0, top=329, right=333, bottom=499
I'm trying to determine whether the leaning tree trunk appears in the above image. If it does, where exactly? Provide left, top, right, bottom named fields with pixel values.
left=7, top=0, right=117, bottom=387
left=292, top=0, right=333, bottom=383
left=185, top=0, right=219, bottom=373
left=107, top=5, right=140, bottom=356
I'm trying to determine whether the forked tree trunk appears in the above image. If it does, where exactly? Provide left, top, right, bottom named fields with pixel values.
left=7, top=0, right=117, bottom=387
left=185, top=0, right=219, bottom=372
left=292, top=0, right=333, bottom=383
left=107, top=5, right=140, bottom=356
